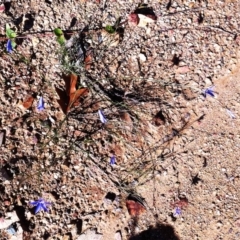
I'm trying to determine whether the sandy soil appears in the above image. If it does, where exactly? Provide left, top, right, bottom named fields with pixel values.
left=0, top=0, right=240, bottom=239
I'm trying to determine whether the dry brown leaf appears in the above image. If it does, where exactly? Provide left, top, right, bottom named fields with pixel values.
left=22, top=96, right=34, bottom=109
left=126, top=200, right=146, bottom=217
left=67, top=88, right=89, bottom=112
left=171, top=197, right=189, bottom=209
left=126, top=194, right=146, bottom=217
left=63, top=74, right=78, bottom=96
left=56, top=74, right=89, bottom=114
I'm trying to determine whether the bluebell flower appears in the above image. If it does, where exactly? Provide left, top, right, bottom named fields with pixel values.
left=110, top=156, right=116, bottom=166
left=203, top=86, right=215, bottom=98
left=173, top=207, right=181, bottom=217
left=37, top=96, right=45, bottom=111
left=29, top=198, right=51, bottom=214
left=98, top=109, right=107, bottom=124
left=6, top=39, right=13, bottom=53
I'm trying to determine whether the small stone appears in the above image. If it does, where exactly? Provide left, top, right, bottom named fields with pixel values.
left=139, top=53, right=147, bottom=62
left=114, top=231, right=122, bottom=240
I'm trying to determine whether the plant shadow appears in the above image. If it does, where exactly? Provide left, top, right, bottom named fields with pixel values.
left=129, top=222, right=180, bottom=240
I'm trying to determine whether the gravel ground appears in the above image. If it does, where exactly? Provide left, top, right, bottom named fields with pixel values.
left=0, top=0, right=240, bottom=239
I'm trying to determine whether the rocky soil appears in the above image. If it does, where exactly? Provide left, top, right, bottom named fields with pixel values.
left=0, top=0, right=240, bottom=239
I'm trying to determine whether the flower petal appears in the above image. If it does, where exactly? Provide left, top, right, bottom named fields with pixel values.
left=29, top=201, right=38, bottom=206
left=110, top=156, right=116, bottom=165
left=41, top=204, right=49, bottom=212
left=98, top=110, right=107, bottom=124
left=173, top=207, right=181, bottom=217
left=37, top=96, right=45, bottom=111
left=203, top=86, right=215, bottom=98
left=6, top=39, right=13, bottom=53
left=34, top=204, right=42, bottom=214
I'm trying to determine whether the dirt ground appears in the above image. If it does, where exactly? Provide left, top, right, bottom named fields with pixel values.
left=0, top=0, right=240, bottom=239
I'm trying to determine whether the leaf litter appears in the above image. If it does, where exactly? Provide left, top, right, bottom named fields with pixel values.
left=55, top=73, right=89, bottom=113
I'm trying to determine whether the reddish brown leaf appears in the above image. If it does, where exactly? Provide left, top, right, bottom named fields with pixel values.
left=67, top=88, right=89, bottom=112
left=126, top=194, right=146, bottom=217
left=171, top=197, right=189, bottom=209
left=126, top=200, right=146, bottom=217
left=56, top=74, right=89, bottom=114
left=63, top=74, right=78, bottom=96
left=22, top=96, right=34, bottom=109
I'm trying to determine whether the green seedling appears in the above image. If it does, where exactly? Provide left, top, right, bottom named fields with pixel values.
left=105, top=17, right=121, bottom=34
left=54, top=28, right=66, bottom=45
left=6, top=24, right=17, bottom=39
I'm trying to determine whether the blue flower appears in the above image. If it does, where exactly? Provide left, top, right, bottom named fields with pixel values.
left=203, top=86, right=215, bottom=98
left=110, top=156, right=116, bottom=166
left=173, top=207, right=181, bottom=217
left=29, top=198, right=51, bottom=214
left=98, top=109, right=107, bottom=124
left=6, top=39, right=13, bottom=53
left=37, top=96, right=45, bottom=111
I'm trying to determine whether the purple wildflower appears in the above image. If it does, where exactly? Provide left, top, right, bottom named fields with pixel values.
left=173, top=207, right=181, bottom=217
left=98, top=109, right=107, bottom=124
left=203, top=86, right=215, bottom=98
left=37, top=96, right=45, bottom=111
left=29, top=198, right=51, bottom=214
left=6, top=39, right=13, bottom=53
left=110, top=156, right=116, bottom=166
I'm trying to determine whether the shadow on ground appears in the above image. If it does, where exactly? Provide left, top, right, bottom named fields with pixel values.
left=129, top=222, right=180, bottom=240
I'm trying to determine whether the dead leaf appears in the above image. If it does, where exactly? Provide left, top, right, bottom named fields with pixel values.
left=63, top=74, right=78, bottom=96
left=67, top=88, right=89, bottom=112
left=126, top=194, right=146, bottom=217
left=171, top=197, right=189, bottom=209
left=56, top=74, right=89, bottom=114
left=22, top=96, right=34, bottom=109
